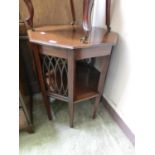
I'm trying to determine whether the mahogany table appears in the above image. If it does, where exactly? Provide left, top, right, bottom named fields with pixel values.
left=27, top=24, right=118, bottom=127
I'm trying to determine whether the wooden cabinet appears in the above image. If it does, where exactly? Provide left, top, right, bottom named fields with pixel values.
left=20, top=0, right=118, bottom=127
left=19, top=46, right=34, bottom=133
left=28, top=25, right=118, bottom=127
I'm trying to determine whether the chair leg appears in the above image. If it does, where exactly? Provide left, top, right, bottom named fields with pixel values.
left=68, top=102, right=74, bottom=128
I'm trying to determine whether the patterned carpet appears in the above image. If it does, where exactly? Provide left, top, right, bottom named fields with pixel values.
left=19, top=94, right=134, bottom=155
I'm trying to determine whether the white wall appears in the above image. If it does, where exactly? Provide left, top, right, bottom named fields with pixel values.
left=92, top=0, right=155, bottom=152
left=92, top=0, right=138, bottom=134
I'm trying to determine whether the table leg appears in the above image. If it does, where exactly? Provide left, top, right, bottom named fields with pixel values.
left=92, top=56, right=110, bottom=119
left=31, top=44, right=52, bottom=120
left=68, top=52, right=76, bottom=127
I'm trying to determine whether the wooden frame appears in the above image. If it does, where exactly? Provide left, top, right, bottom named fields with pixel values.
left=22, top=0, right=118, bottom=127
left=30, top=42, right=114, bottom=127
left=23, top=0, right=111, bottom=33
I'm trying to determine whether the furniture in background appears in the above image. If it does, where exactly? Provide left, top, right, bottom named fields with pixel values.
left=19, top=91, right=34, bottom=133
left=20, top=0, right=118, bottom=127
left=19, top=52, right=34, bottom=133
left=19, top=19, right=40, bottom=94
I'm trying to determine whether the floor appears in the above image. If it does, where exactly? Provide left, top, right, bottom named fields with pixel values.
left=19, top=94, right=134, bottom=155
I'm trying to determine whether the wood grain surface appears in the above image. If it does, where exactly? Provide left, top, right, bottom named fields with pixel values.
left=28, top=25, right=118, bottom=49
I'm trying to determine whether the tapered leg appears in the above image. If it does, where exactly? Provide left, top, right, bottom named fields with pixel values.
left=92, top=56, right=111, bottom=119
left=68, top=101, right=74, bottom=128
left=31, top=44, right=52, bottom=120
left=92, top=96, right=101, bottom=119
left=67, top=51, right=76, bottom=127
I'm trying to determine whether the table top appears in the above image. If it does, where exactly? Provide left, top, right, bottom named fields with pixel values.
left=28, top=25, right=118, bottom=49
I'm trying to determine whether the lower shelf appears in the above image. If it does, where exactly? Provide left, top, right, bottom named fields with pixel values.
left=75, top=63, right=100, bottom=102
left=46, top=62, right=100, bottom=103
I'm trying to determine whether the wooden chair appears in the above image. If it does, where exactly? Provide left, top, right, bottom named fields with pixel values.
left=20, top=0, right=118, bottom=127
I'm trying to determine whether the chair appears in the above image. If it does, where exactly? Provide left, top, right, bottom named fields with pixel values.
left=20, top=0, right=118, bottom=127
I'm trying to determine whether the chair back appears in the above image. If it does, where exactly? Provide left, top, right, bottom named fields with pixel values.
left=20, top=0, right=111, bottom=33
left=19, top=0, right=83, bottom=27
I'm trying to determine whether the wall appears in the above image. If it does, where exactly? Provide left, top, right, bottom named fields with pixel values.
left=92, top=0, right=137, bottom=134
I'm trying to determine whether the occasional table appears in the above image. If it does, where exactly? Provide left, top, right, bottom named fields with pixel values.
left=27, top=25, right=118, bottom=127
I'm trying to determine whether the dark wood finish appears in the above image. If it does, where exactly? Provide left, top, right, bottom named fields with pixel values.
left=31, top=44, right=52, bottom=120
left=106, top=0, right=111, bottom=32
left=19, top=20, right=27, bottom=36
left=19, top=92, right=34, bottom=133
left=23, top=0, right=34, bottom=29
left=20, top=0, right=79, bottom=27
left=83, top=0, right=94, bottom=32
left=92, top=56, right=111, bottom=119
left=42, top=55, right=68, bottom=96
left=22, top=0, right=118, bottom=126
left=22, top=0, right=95, bottom=33
left=27, top=26, right=117, bottom=126
left=67, top=51, right=76, bottom=127
left=75, top=63, right=99, bottom=102
left=22, top=0, right=112, bottom=32
left=40, top=44, right=112, bottom=61
left=75, top=46, right=112, bottom=60
left=20, top=0, right=111, bottom=32
left=70, top=0, right=76, bottom=24
left=45, top=62, right=100, bottom=103
left=27, top=25, right=117, bottom=49
left=19, top=37, right=40, bottom=94
left=19, top=55, right=34, bottom=133
left=40, top=46, right=68, bottom=59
